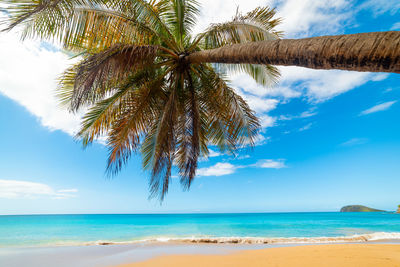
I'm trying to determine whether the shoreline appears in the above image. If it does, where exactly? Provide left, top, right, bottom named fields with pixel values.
left=117, top=244, right=400, bottom=267
left=2, top=241, right=400, bottom=267
left=3, top=231, right=400, bottom=248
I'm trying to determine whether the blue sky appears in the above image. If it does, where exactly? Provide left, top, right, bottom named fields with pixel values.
left=0, top=0, right=399, bottom=214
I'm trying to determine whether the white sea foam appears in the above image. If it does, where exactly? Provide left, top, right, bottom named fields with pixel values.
left=58, top=232, right=400, bottom=247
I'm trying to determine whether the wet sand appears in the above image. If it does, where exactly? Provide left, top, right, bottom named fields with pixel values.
left=117, top=244, right=400, bottom=267
left=0, top=243, right=261, bottom=267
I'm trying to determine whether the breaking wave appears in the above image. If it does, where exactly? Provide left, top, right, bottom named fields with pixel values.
left=62, top=232, right=400, bottom=247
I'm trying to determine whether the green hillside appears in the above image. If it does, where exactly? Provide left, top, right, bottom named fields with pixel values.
left=340, top=205, right=384, bottom=212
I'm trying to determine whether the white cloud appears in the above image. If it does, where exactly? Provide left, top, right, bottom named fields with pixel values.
left=0, top=27, right=82, bottom=136
left=230, top=76, right=279, bottom=134
left=195, top=0, right=353, bottom=37
left=277, top=67, right=388, bottom=102
left=236, top=154, right=251, bottom=160
left=280, top=108, right=317, bottom=121
left=197, top=163, right=237, bottom=176
left=197, top=158, right=286, bottom=176
left=241, top=94, right=279, bottom=114
left=208, top=149, right=221, bottom=157
left=271, top=0, right=351, bottom=37
left=299, top=122, right=313, bottom=132
left=230, top=73, right=300, bottom=99
left=199, top=148, right=222, bottom=162
left=0, top=179, right=77, bottom=199
left=359, top=101, right=397, bottom=116
left=255, top=159, right=286, bottom=169
left=370, top=73, right=390, bottom=82
left=252, top=134, right=270, bottom=146
left=193, top=0, right=270, bottom=34
left=391, top=22, right=400, bottom=30
left=233, top=67, right=388, bottom=111
left=340, top=138, right=368, bottom=147
left=57, top=189, right=78, bottom=193
left=259, top=115, right=277, bottom=129
left=300, top=110, right=318, bottom=118
left=359, top=0, right=400, bottom=16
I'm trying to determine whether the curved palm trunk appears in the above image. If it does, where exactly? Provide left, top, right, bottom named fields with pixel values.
left=188, top=31, right=400, bottom=73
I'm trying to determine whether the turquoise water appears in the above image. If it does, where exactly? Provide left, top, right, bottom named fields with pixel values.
left=1, top=212, right=400, bottom=247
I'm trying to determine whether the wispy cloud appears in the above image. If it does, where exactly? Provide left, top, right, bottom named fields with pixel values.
left=197, top=159, right=286, bottom=177
left=0, top=179, right=78, bottom=199
left=57, top=189, right=78, bottom=193
left=236, top=154, right=251, bottom=160
left=195, top=0, right=355, bottom=38
left=340, top=138, right=369, bottom=147
left=259, top=115, right=277, bottom=130
left=197, top=163, right=238, bottom=177
left=280, top=109, right=317, bottom=121
left=0, top=20, right=82, bottom=136
left=359, top=101, right=397, bottom=116
left=254, top=159, right=287, bottom=169
left=199, top=149, right=223, bottom=162
left=278, top=67, right=388, bottom=102
left=271, top=0, right=353, bottom=37
left=299, top=123, right=313, bottom=132
left=391, top=22, right=400, bottom=30
left=359, top=0, right=400, bottom=16
left=208, top=149, right=221, bottom=158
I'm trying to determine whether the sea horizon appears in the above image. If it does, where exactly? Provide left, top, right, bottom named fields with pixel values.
left=1, top=209, right=398, bottom=216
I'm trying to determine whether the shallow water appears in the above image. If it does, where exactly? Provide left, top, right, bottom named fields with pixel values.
left=1, top=212, right=400, bottom=247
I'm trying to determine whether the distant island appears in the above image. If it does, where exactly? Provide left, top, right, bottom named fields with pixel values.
left=397, top=205, right=400, bottom=214
left=340, top=205, right=385, bottom=212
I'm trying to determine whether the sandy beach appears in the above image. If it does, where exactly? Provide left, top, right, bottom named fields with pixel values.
left=118, top=244, right=400, bottom=267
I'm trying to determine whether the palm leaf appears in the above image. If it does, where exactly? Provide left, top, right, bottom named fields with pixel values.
left=198, top=7, right=282, bottom=50
left=215, top=63, right=280, bottom=87
left=59, top=44, right=158, bottom=111
left=2, top=0, right=106, bottom=38
left=164, top=0, right=200, bottom=47
left=195, top=64, right=260, bottom=149
left=77, top=69, right=156, bottom=146
left=106, top=70, right=168, bottom=176
left=62, top=7, right=159, bottom=52
left=144, top=77, right=179, bottom=200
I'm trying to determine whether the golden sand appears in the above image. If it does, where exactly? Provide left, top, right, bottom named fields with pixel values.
left=117, top=244, right=400, bottom=267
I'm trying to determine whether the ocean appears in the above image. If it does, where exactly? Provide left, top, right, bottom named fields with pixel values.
left=1, top=212, right=400, bottom=247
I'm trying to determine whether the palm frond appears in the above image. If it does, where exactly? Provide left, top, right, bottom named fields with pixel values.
left=117, top=0, right=179, bottom=51
left=175, top=70, right=201, bottom=189
left=3, top=0, right=178, bottom=50
left=215, top=63, right=280, bottom=87
left=2, top=0, right=105, bottom=37
left=164, top=0, right=200, bottom=46
left=59, top=44, right=158, bottom=111
left=76, top=69, right=155, bottom=146
left=198, top=6, right=282, bottom=49
left=106, top=71, right=168, bottom=176
left=144, top=78, right=179, bottom=200
left=195, top=64, right=260, bottom=149
left=61, top=7, right=160, bottom=52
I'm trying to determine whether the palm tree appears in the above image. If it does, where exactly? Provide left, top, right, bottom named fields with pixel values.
left=2, top=1, right=399, bottom=199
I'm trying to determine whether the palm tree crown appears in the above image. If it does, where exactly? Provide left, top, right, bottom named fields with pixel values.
left=3, top=0, right=282, bottom=199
